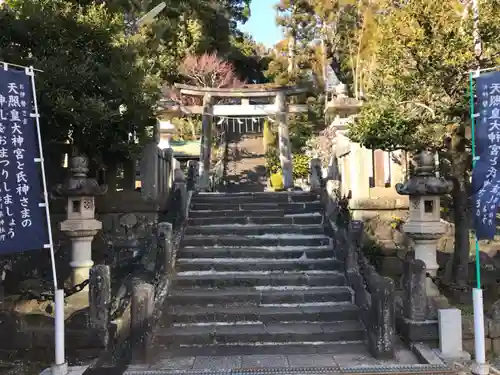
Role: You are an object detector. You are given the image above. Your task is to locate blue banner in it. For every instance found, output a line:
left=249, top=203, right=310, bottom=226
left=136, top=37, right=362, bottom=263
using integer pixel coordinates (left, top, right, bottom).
left=472, top=71, right=500, bottom=239
left=0, top=67, right=48, bottom=253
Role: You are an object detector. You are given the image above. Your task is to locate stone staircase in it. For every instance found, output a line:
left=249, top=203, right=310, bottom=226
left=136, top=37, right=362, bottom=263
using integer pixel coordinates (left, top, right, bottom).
left=156, top=191, right=368, bottom=356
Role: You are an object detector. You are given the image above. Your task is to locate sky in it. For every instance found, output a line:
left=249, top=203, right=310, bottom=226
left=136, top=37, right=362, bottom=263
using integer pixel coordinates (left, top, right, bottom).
left=239, top=0, right=284, bottom=48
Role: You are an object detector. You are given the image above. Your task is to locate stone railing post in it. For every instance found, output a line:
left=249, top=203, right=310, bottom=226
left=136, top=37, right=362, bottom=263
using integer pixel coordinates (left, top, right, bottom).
left=344, top=220, right=363, bottom=272
left=403, top=255, right=428, bottom=321
left=369, top=276, right=395, bottom=359
left=131, top=282, right=154, bottom=362
left=158, top=222, right=173, bottom=275
left=177, top=182, right=188, bottom=221
left=140, top=141, right=160, bottom=200
left=309, top=158, right=322, bottom=192
left=88, top=265, right=111, bottom=343
left=187, top=160, right=199, bottom=192
left=349, top=220, right=363, bottom=248
left=173, top=162, right=187, bottom=221
left=345, top=222, right=369, bottom=311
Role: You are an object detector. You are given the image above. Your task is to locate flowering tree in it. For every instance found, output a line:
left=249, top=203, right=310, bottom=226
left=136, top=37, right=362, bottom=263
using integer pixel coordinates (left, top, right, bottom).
left=164, top=53, right=245, bottom=106
left=179, top=52, right=244, bottom=88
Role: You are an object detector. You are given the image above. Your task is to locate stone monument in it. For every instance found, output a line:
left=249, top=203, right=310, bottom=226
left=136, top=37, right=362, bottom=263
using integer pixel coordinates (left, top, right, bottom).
left=55, top=156, right=107, bottom=291
left=396, top=150, right=453, bottom=296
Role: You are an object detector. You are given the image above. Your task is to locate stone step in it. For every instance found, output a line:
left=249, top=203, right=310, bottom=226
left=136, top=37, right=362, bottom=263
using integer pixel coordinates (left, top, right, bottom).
left=176, top=257, right=342, bottom=272
left=189, top=209, right=319, bottom=219
left=187, top=214, right=323, bottom=226
left=179, top=246, right=333, bottom=260
left=181, top=234, right=331, bottom=248
left=192, top=192, right=320, bottom=204
left=157, top=321, right=366, bottom=346
left=185, top=224, right=325, bottom=236
left=168, top=303, right=360, bottom=325
left=190, top=201, right=322, bottom=212
left=173, top=270, right=345, bottom=288
left=161, top=341, right=367, bottom=357
left=168, top=286, right=353, bottom=305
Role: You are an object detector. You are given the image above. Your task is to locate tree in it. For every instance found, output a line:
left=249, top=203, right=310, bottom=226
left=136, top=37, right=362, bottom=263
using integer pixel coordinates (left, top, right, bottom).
left=276, top=0, right=316, bottom=76
left=179, top=53, right=244, bottom=88
left=228, top=32, right=271, bottom=84
left=0, top=0, right=162, bottom=177
left=348, top=0, right=500, bottom=285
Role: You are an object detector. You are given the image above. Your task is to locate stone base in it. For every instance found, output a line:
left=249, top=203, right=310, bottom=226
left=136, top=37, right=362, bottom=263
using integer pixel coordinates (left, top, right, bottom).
left=396, top=315, right=439, bottom=344
left=471, top=363, right=490, bottom=375
left=435, top=349, right=471, bottom=363
left=411, top=343, right=445, bottom=365
left=41, top=365, right=88, bottom=375
left=51, top=362, right=68, bottom=375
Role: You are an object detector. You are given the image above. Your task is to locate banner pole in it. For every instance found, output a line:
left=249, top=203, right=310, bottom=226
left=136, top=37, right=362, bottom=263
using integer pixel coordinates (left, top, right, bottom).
left=26, top=67, right=58, bottom=292
left=469, top=71, right=488, bottom=375
left=26, top=66, right=67, bottom=375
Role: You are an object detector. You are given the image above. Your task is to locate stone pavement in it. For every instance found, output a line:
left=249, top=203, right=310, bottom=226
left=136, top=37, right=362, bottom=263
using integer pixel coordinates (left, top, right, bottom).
left=40, top=341, right=458, bottom=375
left=141, top=344, right=421, bottom=371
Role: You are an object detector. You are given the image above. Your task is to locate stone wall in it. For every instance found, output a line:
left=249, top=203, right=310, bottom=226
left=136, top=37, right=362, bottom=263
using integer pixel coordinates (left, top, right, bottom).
left=462, top=314, right=500, bottom=357
left=1, top=190, right=168, bottom=287
left=350, top=198, right=457, bottom=282
left=350, top=198, right=409, bottom=279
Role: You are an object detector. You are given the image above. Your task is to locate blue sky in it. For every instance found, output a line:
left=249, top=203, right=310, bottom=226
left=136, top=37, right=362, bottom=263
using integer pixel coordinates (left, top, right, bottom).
left=239, top=0, right=283, bottom=47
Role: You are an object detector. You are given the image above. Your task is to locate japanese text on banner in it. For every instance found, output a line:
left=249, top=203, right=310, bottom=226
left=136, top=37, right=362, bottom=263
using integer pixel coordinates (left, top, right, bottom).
left=0, top=67, right=48, bottom=253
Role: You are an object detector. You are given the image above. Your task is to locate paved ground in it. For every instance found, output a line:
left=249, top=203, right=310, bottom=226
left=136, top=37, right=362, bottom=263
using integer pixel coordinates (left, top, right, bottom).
left=224, top=136, right=267, bottom=193
left=141, top=343, right=421, bottom=371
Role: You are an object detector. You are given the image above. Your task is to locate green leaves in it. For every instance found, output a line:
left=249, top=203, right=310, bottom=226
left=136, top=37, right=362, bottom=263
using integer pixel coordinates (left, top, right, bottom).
left=348, top=102, right=417, bottom=151
left=346, top=0, right=500, bottom=153
left=264, top=149, right=311, bottom=180
left=0, top=0, right=161, bottom=163
left=1, top=0, right=261, bottom=167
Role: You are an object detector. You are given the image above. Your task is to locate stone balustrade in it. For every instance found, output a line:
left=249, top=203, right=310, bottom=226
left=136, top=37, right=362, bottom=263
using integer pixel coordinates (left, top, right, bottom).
left=310, top=159, right=396, bottom=359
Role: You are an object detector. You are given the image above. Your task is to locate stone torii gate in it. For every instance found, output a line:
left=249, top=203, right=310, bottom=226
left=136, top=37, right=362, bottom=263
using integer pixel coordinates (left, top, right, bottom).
left=164, top=84, right=309, bottom=190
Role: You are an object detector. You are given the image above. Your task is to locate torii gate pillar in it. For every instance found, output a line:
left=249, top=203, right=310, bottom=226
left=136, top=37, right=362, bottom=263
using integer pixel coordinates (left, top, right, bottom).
left=199, top=93, right=213, bottom=190
left=275, top=92, right=293, bottom=189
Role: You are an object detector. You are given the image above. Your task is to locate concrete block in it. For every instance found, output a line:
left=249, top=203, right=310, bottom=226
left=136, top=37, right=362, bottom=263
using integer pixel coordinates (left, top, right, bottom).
left=438, top=308, right=470, bottom=361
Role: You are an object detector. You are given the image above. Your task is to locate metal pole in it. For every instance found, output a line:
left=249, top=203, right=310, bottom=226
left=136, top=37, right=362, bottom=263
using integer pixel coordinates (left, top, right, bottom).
left=470, top=0, right=488, bottom=371
left=27, top=66, right=67, bottom=374
left=469, top=69, right=489, bottom=375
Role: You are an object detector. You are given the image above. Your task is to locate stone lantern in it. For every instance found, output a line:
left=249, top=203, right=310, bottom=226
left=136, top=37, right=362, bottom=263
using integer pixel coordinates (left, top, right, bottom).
left=326, top=84, right=365, bottom=200
left=55, top=156, right=107, bottom=290
left=396, top=150, right=453, bottom=296
left=158, top=119, right=176, bottom=150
